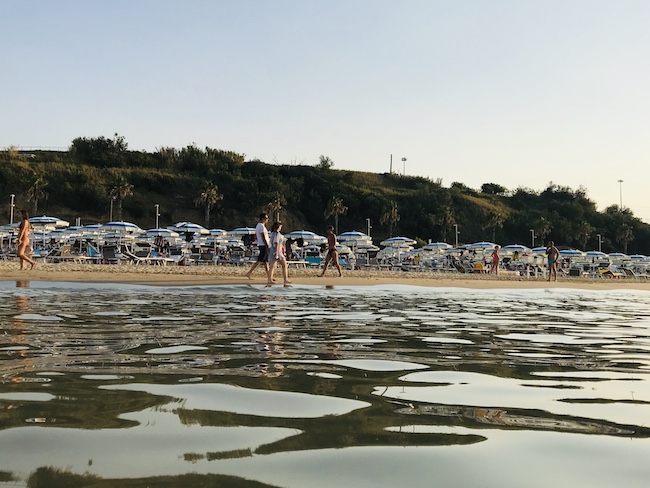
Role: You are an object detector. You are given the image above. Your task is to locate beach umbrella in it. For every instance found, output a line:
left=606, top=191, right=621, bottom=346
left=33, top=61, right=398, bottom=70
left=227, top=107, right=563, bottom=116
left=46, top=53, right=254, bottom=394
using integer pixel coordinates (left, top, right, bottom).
left=286, top=230, right=320, bottom=240
left=559, top=249, right=584, bottom=258
left=467, top=241, right=497, bottom=250
left=585, top=250, right=608, bottom=259
left=531, top=246, right=547, bottom=254
left=29, top=215, right=70, bottom=229
left=228, top=227, right=257, bottom=236
left=608, top=252, right=630, bottom=260
left=145, top=228, right=180, bottom=238
left=168, top=222, right=209, bottom=235
left=629, top=254, right=645, bottom=260
left=500, top=244, right=531, bottom=254
left=209, top=228, right=228, bottom=236
left=380, top=236, right=416, bottom=247
left=338, top=230, right=371, bottom=240
left=356, top=244, right=380, bottom=252
left=421, top=242, right=452, bottom=251
left=102, top=221, right=144, bottom=234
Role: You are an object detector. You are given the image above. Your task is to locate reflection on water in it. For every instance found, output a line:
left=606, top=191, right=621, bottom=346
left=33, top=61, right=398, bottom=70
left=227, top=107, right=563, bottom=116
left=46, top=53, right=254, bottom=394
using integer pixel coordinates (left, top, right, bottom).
left=1, top=281, right=650, bottom=487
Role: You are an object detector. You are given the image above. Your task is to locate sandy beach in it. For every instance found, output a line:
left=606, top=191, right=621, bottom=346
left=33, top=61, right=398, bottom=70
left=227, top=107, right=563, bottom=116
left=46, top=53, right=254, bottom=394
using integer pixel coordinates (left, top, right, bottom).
left=2, top=260, right=650, bottom=290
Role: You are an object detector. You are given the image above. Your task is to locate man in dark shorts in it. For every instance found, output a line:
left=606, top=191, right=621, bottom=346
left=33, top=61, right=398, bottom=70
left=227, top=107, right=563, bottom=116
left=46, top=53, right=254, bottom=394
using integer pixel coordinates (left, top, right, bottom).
left=246, top=213, right=271, bottom=281
left=546, top=240, right=560, bottom=281
left=318, top=225, right=342, bottom=277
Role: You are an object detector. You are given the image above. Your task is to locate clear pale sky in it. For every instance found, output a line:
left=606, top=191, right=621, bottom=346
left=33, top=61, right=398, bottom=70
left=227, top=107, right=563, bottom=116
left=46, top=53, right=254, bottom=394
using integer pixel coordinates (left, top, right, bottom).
left=3, top=1, right=649, bottom=222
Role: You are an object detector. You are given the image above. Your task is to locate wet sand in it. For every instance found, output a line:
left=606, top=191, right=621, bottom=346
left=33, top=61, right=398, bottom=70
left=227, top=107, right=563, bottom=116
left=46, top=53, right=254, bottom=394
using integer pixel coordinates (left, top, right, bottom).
left=2, top=260, right=650, bottom=290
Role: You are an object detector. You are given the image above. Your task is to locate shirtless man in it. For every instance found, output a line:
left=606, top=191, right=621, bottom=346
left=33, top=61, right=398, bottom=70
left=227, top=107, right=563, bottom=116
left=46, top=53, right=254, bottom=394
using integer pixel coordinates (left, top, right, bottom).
left=546, top=241, right=560, bottom=281
left=318, top=225, right=342, bottom=277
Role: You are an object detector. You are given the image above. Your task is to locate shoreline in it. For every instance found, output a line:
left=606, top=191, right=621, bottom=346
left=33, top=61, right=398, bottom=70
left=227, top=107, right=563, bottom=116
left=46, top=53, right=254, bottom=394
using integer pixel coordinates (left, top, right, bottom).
left=2, top=261, right=650, bottom=290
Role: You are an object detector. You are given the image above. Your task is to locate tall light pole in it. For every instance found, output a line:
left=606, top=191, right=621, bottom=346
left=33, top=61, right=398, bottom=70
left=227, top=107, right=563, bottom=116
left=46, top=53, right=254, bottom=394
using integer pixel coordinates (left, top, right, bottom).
left=401, top=157, right=407, bottom=175
left=155, top=204, right=160, bottom=229
left=596, top=233, right=602, bottom=253
left=366, top=217, right=371, bottom=238
left=453, top=224, right=459, bottom=247
left=618, top=179, right=623, bottom=211
left=529, top=229, right=536, bottom=248
left=9, top=194, right=15, bottom=225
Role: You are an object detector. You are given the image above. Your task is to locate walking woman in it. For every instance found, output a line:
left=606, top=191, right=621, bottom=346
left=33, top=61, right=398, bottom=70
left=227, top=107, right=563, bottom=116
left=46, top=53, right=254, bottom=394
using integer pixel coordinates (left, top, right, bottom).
left=268, top=221, right=292, bottom=287
left=17, top=210, right=36, bottom=270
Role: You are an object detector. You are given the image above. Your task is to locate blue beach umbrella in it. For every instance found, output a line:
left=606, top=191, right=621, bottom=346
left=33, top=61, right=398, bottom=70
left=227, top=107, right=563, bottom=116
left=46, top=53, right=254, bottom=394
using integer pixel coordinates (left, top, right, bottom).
left=608, top=252, right=630, bottom=260
left=559, top=249, right=585, bottom=258
left=102, top=221, right=143, bottom=234
left=168, top=222, right=209, bottom=235
left=501, top=244, right=532, bottom=254
left=585, top=250, right=608, bottom=259
left=29, top=215, right=70, bottom=229
left=380, top=236, right=416, bottom=247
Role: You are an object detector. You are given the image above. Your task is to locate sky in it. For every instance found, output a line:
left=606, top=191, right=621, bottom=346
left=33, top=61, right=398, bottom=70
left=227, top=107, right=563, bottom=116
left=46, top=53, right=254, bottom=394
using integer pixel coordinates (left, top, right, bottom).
left=2, top=1, right=650, bottom=222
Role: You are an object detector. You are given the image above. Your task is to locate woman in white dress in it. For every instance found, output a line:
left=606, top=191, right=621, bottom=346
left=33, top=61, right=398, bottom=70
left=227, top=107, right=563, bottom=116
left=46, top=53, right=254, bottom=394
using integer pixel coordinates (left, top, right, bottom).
left=268, top=221, right=291, bottom=287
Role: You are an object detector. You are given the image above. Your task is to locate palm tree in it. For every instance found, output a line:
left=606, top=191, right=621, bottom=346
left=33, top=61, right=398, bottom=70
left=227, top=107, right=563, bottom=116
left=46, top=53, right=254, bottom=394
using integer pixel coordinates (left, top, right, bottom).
left=26, top=175, right=48, bottom=215
left=109, top=177, right=134, bottom=221
left=575, top=221, right=593, bottom=250
left=194, top=183, right=223, bottom=228
left=616, top=223, right=634, bottom=253
left=534, top=216, right=552, bottom=245
left=380, top=201, right=400, bottom=237
left=484, top=210, right=505, bottom=243
left=265, top=192, right=286, bottom=223
left=324, top=197, right=348, bottom=234
left=436, top=206, right=455, bottom=242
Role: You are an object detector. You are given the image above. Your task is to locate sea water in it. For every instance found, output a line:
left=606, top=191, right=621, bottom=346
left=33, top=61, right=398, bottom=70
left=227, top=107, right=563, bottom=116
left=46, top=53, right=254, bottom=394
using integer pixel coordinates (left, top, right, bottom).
left=0, top=280, right=649, bottom=487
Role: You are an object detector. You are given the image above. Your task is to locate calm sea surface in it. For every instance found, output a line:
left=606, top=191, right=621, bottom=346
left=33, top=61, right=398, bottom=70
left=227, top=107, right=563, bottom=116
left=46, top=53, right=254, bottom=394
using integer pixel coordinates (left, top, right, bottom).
left=1, top=280, right=649, bottom=487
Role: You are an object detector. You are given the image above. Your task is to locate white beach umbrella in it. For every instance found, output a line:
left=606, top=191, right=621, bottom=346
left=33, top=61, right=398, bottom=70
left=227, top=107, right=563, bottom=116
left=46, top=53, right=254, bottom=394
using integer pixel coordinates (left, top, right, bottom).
left=585, top=250, right=608, bottom=259
left=500, top=244, right=531, bottom=254
left=608, top=252, right=630, bottom=260
left=559, top=249, right=585, bottom=258
left=168, top=222, right=209, bottom=235
left=102, top=221, right=144, bottom=234
left=380, top=236, right=416, bottom=247
left=422, top=242, right=452, bottom=251
left=532, top=246, right=547, bottom=254
left=29, top=215, right=70, bottom=229
left=228, top=227, right=257, bottom=236
left=146, top=228, right=180, bottom=238
left=629, top=254, right=648, bottom=260
left=209, top=228, right=228, bottom=236
left=468, top=241, right=497, bottom=250
left=286, top=230, right=319, bottom=240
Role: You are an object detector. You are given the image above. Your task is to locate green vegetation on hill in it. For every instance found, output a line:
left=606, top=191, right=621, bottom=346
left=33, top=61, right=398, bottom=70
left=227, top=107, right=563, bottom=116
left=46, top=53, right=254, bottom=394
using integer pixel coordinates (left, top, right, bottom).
left=1, top=135, right=647, bottom=253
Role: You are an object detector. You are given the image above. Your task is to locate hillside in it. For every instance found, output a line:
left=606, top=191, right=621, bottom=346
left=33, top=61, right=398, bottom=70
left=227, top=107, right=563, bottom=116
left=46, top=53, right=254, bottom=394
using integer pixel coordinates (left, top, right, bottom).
left=1, top=137, right=648, bottom=254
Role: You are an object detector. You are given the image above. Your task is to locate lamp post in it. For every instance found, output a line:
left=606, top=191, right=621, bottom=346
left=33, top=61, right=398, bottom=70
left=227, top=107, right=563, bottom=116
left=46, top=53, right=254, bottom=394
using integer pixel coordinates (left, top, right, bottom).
left=597, top=233, right=602, bottom=253
left=155, top=204, right=160, bottom=229
left=9, top=194, right=15, bottom=225
left=401, top=157, right=407, bottom=175
left=618, top=179, right=623, bottom=211
left=529, top=229, right=536, bottom=248
left=366, top=217, right=371, bottom=238
left=453, top=224, right=459, bottom=247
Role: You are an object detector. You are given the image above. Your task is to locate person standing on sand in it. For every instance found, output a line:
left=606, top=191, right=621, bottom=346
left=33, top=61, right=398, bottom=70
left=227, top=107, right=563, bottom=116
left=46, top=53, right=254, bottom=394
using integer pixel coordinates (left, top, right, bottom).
left=246, top=213, right=271, bottom=281
left=319, top=225, right=342, bottom=277
left=490, top=245, right=500, bottom=274
left=17, top=210, right=36, bottom=270
left=268, top=221, right=292, bottom=287
left=546, top=240, right=560, bottom=281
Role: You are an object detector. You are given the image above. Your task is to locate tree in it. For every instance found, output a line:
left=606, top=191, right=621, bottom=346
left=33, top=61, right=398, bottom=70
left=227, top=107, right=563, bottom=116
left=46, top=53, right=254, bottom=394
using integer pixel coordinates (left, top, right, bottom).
left=194, top=182, right=223, bottom=228
left=317, top=155, right=334, bottom=170
left=484, top=210, right=505, bottom=242
left=616, top=223, right=634, bottom=253
left=534, top=216, right=552, bottom=245
left=265, top=192, right=286, bottom=222
left=109, top=177, right=133, bottom=221
left=380, top=201, right=400, bottom=237
left=324, top=196, right=348, bottom=234
left=575, top=221, right=593, bottom=250
left=26, top=175, right=48, bottom=215
left=436, top=206, right=455, bottom=242
left=481, top=183, right=507, bottom=195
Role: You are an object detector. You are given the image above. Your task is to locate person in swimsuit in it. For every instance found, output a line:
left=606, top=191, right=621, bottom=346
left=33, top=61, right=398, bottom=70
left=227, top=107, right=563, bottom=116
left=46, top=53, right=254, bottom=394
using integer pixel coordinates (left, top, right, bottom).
left=490, top=245, right=500, bottom=274
left=318, top=225, right=342, bottom=277
left=546, top=240, right=560, bottom=281
left=17, top=210, right=36, bottom=270
left=246, top=213, right=271, bottom=281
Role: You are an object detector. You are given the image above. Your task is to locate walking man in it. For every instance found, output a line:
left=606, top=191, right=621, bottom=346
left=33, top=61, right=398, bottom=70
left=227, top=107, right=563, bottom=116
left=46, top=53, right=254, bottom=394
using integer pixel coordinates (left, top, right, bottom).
left=246, top=213, right=271, bottom=281
left=318, top=225, right=342, bottom=277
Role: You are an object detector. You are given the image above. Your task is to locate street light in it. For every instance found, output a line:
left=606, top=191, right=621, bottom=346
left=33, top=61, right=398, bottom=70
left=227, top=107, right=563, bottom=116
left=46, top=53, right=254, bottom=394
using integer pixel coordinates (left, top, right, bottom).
left=366, top=218, right=372, bottom=238
left=618, top=179, right=623, bottom=211
left=596, top=233, right=602, bottom=253
left=453, top=224, right=459, bottom=247
left=9, top=194, right=15, bottom=225
left=529, top=229, right=536, bottom=248
left=402, top=157, right=407, bottom=175
left=155, top=204, right=160, bottom=229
